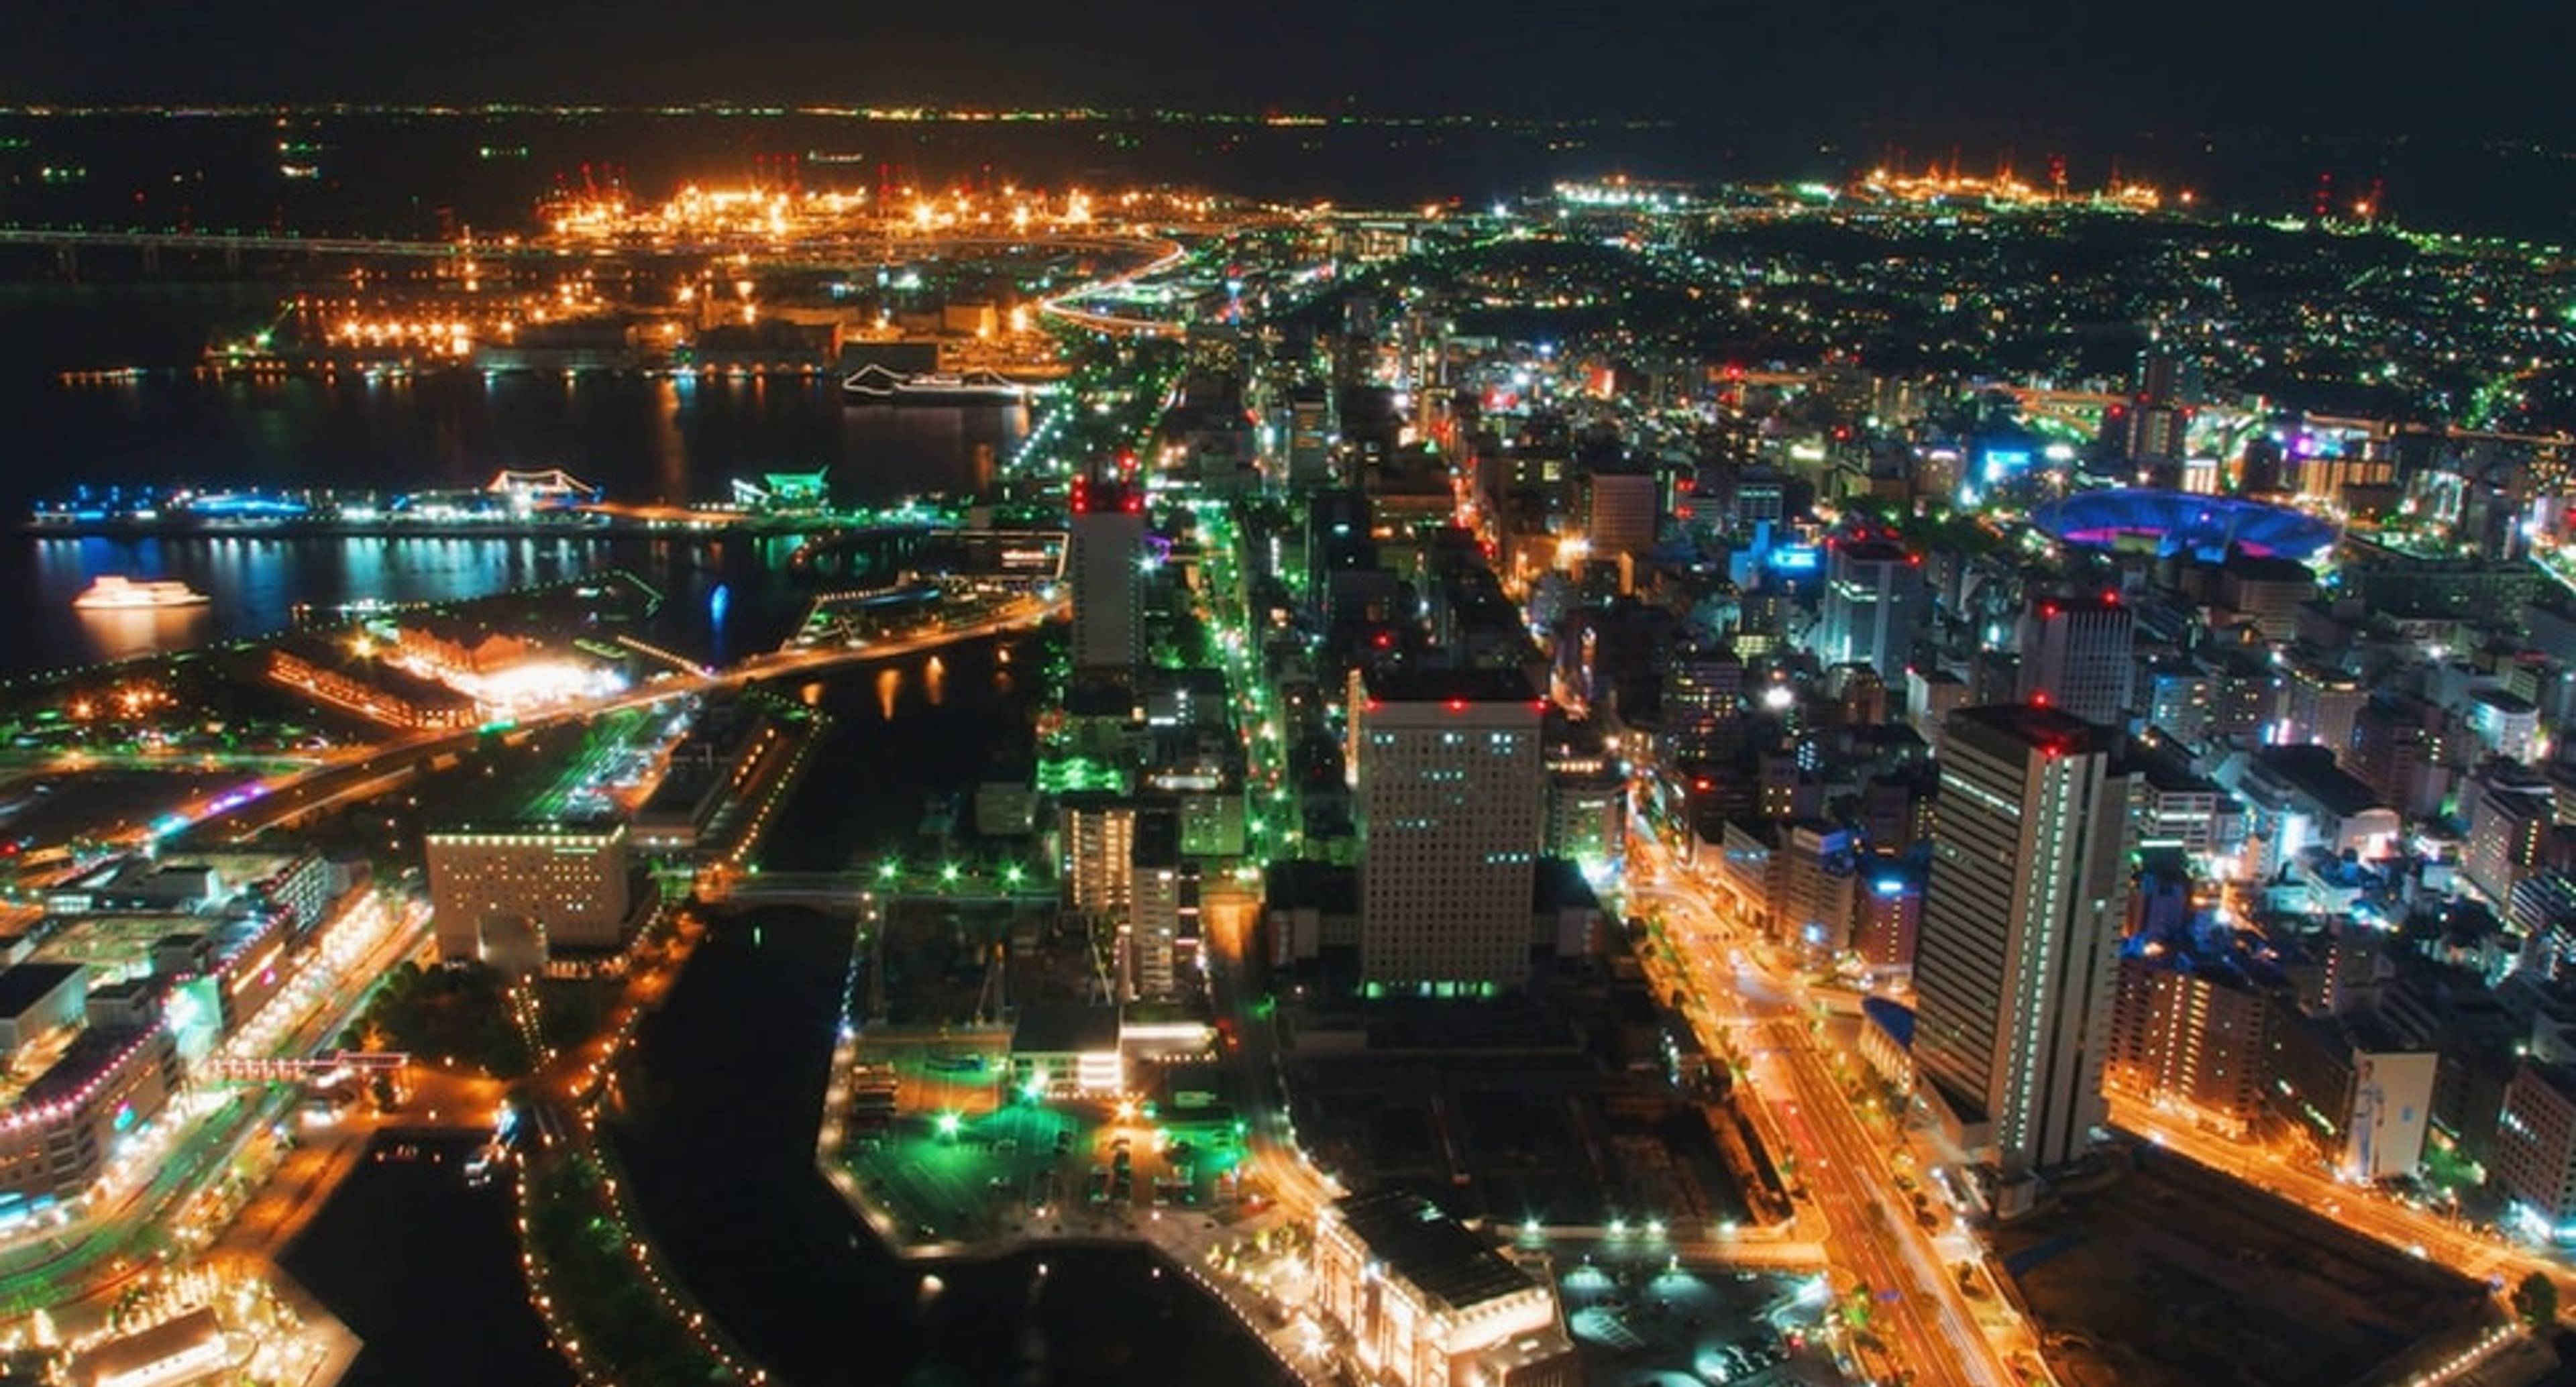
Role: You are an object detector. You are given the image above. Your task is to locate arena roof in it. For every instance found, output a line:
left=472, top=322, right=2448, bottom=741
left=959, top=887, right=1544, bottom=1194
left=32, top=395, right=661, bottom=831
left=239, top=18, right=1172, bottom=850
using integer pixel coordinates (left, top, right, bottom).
left=2031, top=489, right=2336, bottom=561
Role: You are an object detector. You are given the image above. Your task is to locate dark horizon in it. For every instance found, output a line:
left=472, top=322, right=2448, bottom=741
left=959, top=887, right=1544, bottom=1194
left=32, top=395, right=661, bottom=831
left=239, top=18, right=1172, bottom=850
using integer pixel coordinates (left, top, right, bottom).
left=8, top=0, right=2571, bottom=144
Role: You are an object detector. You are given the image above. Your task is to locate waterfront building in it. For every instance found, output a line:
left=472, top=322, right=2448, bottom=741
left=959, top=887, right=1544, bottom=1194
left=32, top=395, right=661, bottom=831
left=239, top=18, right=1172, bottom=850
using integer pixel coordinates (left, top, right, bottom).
left=1313, top=1190, right=1580, bottom=1387
left=424, top=822, right=637, bottom=963
left=1915, top=706, right=2132, bottom=1190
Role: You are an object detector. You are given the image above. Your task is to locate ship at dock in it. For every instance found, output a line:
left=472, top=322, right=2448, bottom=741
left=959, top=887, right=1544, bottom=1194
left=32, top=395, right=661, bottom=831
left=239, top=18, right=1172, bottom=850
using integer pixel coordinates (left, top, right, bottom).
left=73, top=575, right=211, bottom=610
left=840, top=364, right=1034, bottom=406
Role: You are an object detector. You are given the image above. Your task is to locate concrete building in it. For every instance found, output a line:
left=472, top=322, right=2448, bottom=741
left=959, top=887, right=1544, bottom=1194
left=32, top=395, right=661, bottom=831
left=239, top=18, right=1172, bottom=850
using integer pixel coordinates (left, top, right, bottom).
left=1355, top=671, right=1546, bottom=995
left=1313, top=1190, right=1580, bottom=1387
left=1816, top=539, right=1928, bottom=679
left=425, top=822, right=637, bottom=962
left=0, top=1025, right=179, bottom=1206
left=2015, top=594, right=2134, bottom=729
left=2469, top=688, right=2542, bottom=763
left=1915, top=705, right=2133, bottom=1188
left=2266, top=1014, right=2437, bottom=1183
left=1061, top=793, right=1138, bottom=920
left=2283, top=663, right=2365, bottom=757
left=2105, top=958, right=2271, bottom=1138
left=1069, top=476, right=1146, bottom=673
left=0, top=963, right=87, bottom=1062
left=2465, top=768, right=2557, bottom=906
left=1578, top=465, right=1659, bottom=559
left=2495, top=1060, right=2576, bottom=1234
left=1662, top=645, right=1744, bottom=764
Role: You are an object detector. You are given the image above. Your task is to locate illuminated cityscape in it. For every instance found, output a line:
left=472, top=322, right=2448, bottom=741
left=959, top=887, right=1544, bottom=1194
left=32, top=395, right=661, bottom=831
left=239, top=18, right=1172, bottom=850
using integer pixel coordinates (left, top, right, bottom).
left=4, top=6, right=2576, bottom=1385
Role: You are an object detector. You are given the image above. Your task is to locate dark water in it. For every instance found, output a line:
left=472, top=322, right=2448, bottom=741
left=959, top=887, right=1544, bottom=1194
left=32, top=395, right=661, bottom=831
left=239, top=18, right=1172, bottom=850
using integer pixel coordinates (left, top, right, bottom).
left=0, top=284, right=1024, bottom=675
left=279, top=1135, right=574, bottom=1387
left=9, top=533, right=809, bottom=675
left=3, top=337, right=1021, bottom=506
left=613, top=907, right=1287, bottom=1387
left=608, top=641, right=1288, bottom=1386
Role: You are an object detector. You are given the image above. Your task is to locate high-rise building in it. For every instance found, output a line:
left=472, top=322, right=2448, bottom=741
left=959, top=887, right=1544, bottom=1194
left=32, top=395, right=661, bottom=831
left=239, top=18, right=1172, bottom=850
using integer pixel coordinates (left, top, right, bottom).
left=2105, top=958, right=2271, bottom=1138
left=425, top=822, right=636, bottom=962
left=1061, top=793, right=1138, bottom=918
left=2465, top=767, right=2555, bottom=905
left=1916, top=706, right=2133, bottom=1186
left=1662, top=644, right=1744, bottom=764
left=2015, top=594, right=2134, bottom=729
left=2493, top=1060, right=2576, bottom=1233
left=1816, top=540, right=1927, bottom=679
left=2283, top=663, right=2365, bottom=757
left=1287, top=384, right=1336, bottom=488
left=1578, top=465, right=1660, bottom=558
left=1069, top=476, right=1145, bottom=673
left=1356, top=671, right=1546, bottom=994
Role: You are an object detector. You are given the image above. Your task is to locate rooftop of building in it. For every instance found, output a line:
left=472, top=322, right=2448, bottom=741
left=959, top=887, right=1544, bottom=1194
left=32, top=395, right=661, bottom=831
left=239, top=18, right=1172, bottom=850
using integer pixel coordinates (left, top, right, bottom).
left=1362, top=667, right=1540, bottom=706
left=2249, top=745, right=2385, bottom=820
left=77, top=1307, right=223, bottom=1387
left=426, top=819, right=626, bottom=842
left=1264, top=860, right=1358, bottom=914
left=1945, top=703, right=2121, bottom=757
left=0, top=962, right=83, bottom=1019
left=1861, top=995, right=1915, bottom=1049
left=1330, top=1188, right=1536, bottom=1312
left=1010, top=1003, right=1120, bottom=1056
left=22, top=1025, right=158, bottom=1111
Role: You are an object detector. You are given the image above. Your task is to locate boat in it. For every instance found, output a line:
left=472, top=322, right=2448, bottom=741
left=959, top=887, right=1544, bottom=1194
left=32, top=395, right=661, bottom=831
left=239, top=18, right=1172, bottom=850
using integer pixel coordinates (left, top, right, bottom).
left=72, top=575, right=211, bottom=610
left=841, top=363, right=1031, bottom=406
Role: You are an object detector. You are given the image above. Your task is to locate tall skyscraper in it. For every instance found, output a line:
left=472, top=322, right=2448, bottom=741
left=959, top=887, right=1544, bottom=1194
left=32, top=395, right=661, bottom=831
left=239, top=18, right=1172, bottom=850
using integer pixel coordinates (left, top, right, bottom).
left=1916, top=705, right=2133, bottom=1186
left=1069, top=476, right=1145, bottom=673
left=1816, top=539, right=1927, bottom=679
left=1355, top=671, right=1546, bottom=994
left=2015, top=594, right=2134, bottom=729
left=1662, top=643, right=1745, bottom=763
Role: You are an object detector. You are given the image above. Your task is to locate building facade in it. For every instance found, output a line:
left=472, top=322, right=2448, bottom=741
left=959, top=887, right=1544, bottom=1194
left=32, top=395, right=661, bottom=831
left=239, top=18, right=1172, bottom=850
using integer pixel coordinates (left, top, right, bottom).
left=1356, top=673, right=1546, bottom=994
left=425, top=822, right=636, bottom=962
left=1915, top=705, right=2133, bottom=1185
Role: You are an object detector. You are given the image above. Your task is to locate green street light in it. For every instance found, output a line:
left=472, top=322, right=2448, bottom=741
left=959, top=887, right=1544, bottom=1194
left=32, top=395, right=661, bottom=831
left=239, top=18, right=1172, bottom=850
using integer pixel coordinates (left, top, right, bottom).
left=936, top=1111, right=963, bottom=1138
left=877, top=861, right=901, bottom=882
left=941, top=863, right=961, bottom=884
left=1003, top=864, right=1025, bottom=887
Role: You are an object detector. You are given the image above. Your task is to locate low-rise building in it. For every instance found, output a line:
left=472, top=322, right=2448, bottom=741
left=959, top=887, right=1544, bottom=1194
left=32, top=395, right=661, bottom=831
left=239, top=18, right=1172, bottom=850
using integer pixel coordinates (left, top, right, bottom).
left=425, top=822, right=639, bottom=964
left=1313, top=1190, right=1580, bottom=1387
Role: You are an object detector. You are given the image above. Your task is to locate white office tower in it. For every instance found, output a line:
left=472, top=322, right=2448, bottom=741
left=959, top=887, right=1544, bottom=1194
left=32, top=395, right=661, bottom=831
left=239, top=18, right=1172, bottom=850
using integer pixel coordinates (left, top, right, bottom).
left=1816, top=538, right=1927, bottom=677
left=2015, top=593, right=2135, bottom=730
left=1915, top=705, right=2133, bottom=1197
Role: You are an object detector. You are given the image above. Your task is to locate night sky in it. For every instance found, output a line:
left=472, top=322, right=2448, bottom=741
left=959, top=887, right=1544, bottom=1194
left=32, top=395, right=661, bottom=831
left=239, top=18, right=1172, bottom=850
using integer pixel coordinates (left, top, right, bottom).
left=7, top=0, right=2569, bottom=142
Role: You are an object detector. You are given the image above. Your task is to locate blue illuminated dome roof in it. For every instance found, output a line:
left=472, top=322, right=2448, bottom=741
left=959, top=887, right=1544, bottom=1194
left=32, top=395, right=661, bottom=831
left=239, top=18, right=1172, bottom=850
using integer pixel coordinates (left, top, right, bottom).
left=2031, top=489, right=2336, bottom=561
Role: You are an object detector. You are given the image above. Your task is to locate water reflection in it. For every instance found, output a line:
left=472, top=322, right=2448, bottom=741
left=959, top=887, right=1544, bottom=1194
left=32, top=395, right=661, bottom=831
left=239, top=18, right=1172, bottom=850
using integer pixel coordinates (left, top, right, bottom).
left=74, top=606, right=213, bottom=663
